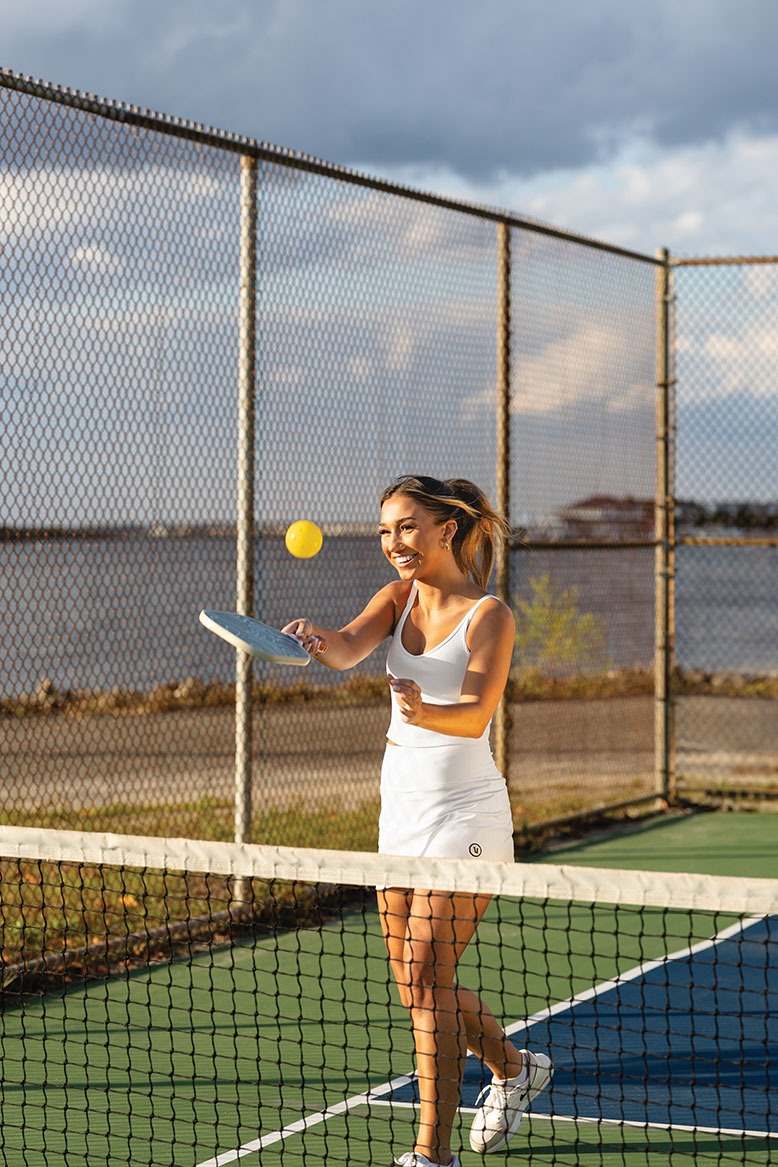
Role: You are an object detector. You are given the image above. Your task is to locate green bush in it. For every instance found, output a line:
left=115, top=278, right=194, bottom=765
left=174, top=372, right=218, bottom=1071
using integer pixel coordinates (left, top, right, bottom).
left=513, top=572, right=606, bottom=677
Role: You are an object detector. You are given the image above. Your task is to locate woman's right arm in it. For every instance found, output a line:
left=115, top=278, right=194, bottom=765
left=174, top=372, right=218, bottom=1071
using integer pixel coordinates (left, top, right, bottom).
left=282, top=582, right=405, bottom=671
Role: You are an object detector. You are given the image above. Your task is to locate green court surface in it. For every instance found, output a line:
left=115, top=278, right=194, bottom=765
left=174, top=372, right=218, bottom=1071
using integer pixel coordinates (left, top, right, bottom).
left=538, top=809, right=778, bottom=880
left=0, top=813, right=775, bottom=1165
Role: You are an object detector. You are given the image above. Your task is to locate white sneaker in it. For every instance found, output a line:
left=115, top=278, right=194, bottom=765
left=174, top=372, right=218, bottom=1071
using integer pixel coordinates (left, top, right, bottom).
left=469, top=1050, right=553, bottom=1153
left=393, top=1154, right=461, bottom=1167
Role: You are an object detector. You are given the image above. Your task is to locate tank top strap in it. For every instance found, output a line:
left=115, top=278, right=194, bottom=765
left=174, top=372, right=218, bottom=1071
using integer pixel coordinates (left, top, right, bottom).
left=394, top=586, right=496, bottom=652
left=464, top=593, right=496, bottom=623
left=394, top=583, right=418, bottom=636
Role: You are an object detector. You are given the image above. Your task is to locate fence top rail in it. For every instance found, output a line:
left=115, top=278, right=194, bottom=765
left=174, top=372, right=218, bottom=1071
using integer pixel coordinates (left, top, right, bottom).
left=678, top=534, right=778, bottom=548
left=671, top=255, right=778, bottom=267
left=0, top=66, right=661, bottom=266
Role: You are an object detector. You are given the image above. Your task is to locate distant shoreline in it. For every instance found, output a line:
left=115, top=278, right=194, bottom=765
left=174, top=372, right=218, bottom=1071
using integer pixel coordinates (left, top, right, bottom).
left=3, top=522, right=774, bottom=543
left=2, top=666, right=776, bottom=719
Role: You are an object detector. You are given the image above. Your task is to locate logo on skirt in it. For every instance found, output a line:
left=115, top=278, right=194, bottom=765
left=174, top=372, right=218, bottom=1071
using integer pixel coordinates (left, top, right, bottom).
left=469, top=843, right=482, bottom=857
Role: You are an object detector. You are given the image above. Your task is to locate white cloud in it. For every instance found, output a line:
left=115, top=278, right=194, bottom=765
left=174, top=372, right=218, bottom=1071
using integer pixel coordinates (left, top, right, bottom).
left=461, top=317, right=653, bottom=421
left=745, top=265, right=778, bottom=299
left=371, top=130, right=778, bottom=259
left=347, top=355, right=372, bottom=381
left=273, top=364, right=305, bottom=387
left=383, top=325, right=415, bottom=372
left=0, top=164, right=233, bottom=245
left=697, top=324, right=778, bottom=398
left=71, top=245, right=125, bottom=273
left=515, top=321, right=652, bottom=415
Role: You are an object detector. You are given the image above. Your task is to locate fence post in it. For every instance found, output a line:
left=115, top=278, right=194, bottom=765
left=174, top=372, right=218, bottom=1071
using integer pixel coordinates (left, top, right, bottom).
left=495, top=221, right=512, bottom=780
left=235, top=154, right=259, bottom=858
left=655, top=247, right=676, bottom=804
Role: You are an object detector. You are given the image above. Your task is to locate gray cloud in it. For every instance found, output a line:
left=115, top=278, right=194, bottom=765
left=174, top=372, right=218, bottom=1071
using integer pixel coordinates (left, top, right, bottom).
left=5, top=0, right=778, bottom=180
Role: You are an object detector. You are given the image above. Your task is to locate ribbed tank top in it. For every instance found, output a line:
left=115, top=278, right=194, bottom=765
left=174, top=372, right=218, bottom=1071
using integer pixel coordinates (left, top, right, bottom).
left=386, top=583, right=496, bottom=747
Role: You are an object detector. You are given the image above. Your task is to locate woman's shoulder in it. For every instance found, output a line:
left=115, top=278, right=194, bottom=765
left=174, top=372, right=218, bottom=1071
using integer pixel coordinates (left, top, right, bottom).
left=468, top=594, right=515, bottom=639
left=376, top=579, right=414, bottom=603
left=372, top=579, right=414, bottom=623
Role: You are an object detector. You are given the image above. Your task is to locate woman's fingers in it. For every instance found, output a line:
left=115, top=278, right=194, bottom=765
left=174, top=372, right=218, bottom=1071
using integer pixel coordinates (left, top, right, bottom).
left=388, top=676, right=423, bottom=721
left=282, top=619, right=327, bottom=656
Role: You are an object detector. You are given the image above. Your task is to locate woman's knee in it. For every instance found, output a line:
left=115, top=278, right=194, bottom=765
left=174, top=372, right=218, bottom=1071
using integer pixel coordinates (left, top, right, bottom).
left=404, top=953, right=456, bottom=1008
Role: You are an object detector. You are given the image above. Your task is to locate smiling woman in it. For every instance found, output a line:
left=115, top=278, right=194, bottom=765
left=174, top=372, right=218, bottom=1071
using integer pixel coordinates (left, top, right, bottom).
left=282, top=475, right=552, bottom=1167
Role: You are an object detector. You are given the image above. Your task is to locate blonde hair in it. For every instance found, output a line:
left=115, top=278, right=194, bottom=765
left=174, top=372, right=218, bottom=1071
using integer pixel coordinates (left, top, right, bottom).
left=380, top=475, right=511, bottom=589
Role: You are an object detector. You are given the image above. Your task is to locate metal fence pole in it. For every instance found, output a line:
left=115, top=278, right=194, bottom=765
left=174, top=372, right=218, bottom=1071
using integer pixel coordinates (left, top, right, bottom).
left=235, top=155, right=259, bottom=854
left=494, top=222, right=512, bottom=779
left=654, top=247, right=676, bottom=804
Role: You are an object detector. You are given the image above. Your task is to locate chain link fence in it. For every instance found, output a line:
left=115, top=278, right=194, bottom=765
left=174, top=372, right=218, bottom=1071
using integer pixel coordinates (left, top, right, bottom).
left=7, top=70, right=772, bottom=849
left=672, top=258, right=778, bottom=806
left=506, top=234, right=658, bottom=831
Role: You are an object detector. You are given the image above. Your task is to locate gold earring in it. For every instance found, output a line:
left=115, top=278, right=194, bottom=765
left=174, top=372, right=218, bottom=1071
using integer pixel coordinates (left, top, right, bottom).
left=444, top=541, right=450, bottom=552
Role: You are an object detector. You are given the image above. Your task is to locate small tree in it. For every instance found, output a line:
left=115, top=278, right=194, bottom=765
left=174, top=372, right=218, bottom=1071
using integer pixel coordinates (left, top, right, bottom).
left=513, top=572, right=605, bottom=677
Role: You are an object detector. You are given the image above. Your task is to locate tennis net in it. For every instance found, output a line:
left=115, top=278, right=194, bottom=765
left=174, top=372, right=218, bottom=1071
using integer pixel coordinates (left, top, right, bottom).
left=0, top=824, right=775, bottom=1166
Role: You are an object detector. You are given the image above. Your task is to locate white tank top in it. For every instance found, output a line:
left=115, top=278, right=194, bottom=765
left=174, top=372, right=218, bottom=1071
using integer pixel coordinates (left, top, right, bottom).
left=386, top=584, right=496, bottom=747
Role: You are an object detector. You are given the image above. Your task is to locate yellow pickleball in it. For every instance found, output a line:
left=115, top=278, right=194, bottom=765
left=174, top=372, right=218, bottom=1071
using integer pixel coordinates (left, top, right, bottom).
left=285, top=520, right=323, bottom=559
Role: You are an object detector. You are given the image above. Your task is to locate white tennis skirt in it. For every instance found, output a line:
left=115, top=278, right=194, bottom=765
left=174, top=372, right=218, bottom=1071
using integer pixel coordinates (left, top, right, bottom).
left=377, top=739, right=514, bottom=864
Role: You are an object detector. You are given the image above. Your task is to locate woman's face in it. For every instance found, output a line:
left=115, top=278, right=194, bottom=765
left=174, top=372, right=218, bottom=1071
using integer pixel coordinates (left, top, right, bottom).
left=379, top=494, right=451, bottom=579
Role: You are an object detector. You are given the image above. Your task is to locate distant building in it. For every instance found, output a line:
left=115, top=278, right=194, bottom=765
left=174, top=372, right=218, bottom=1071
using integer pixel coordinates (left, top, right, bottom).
left=554, top=495, right=654, bottom=541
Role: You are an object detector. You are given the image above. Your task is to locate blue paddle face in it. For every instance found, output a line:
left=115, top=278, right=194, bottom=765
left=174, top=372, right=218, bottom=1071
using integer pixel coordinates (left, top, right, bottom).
left=199, top=610, right=311, bottom=666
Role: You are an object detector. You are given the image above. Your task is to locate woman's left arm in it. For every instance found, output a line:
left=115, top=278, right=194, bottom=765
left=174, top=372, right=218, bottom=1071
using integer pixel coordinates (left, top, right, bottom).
left=389, top=600, right=515, bottom=738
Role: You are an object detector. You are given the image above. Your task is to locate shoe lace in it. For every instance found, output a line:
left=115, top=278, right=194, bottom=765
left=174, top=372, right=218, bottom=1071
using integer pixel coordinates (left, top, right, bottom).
left=477, top=1074, right=532, bottom=1112
left=474, top=1079, right=509, bottom=1109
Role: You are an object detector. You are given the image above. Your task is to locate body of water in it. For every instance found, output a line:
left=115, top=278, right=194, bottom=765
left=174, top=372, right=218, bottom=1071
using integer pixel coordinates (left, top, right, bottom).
left=1, top=537, right=776, bottom=698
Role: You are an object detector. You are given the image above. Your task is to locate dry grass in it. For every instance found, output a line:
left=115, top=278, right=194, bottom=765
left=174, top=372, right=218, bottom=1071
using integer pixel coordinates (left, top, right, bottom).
left=5, top=665, right=777, bottom=722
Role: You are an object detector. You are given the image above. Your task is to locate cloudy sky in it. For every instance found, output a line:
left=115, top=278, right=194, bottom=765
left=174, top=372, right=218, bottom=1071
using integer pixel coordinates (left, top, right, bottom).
left=3, top=1, right=777, bottom=528
left=4, top=0, right=778, bottom=257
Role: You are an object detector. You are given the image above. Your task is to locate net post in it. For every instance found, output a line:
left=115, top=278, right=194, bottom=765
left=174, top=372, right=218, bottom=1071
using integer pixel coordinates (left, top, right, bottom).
left=655, top=247, right=676, bottom=805
left=494, top=221, right=512, bottom=780
left=234, top=154, right=259, bottom=890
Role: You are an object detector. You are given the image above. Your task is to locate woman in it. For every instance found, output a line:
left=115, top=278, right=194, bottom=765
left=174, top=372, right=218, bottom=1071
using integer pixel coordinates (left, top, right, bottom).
left=283, top=475, right=552, bottom=1167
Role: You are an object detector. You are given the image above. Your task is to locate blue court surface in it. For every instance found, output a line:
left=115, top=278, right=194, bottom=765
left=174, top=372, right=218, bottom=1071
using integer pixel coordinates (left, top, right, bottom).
left=377, top=914, right=777, bottom=1139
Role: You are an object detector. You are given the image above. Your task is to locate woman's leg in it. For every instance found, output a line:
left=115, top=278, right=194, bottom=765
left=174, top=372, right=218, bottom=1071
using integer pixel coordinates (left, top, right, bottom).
left=377, top=887, right=522, bottom=1165
left=454, top=985, right=523, bottom=1079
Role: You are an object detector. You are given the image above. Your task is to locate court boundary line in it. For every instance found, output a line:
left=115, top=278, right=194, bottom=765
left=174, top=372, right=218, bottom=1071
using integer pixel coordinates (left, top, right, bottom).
left=193, top=1075, right=415, bottom=1167
left=194, top=1095, right=373, bottom=1166
left=368, top=1099, right=778, bottom=1141
left=557, top=1113, right=778, bottom=1141
left=197, top=913, right=773, bottom=1164
left=504, top=913, right=761, bottom=1040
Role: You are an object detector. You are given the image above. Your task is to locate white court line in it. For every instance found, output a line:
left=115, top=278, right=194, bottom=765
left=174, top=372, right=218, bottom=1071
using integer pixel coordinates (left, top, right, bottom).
left=194, top=1095, right=373, bottom=1166
left=367, top=1099, right=777, bottom=1141
left=196, top=913, right=773, bottom=1165
left=194, top=1073, right=415, bottom=1167
left=504, top=913, right=762, bottom=1040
